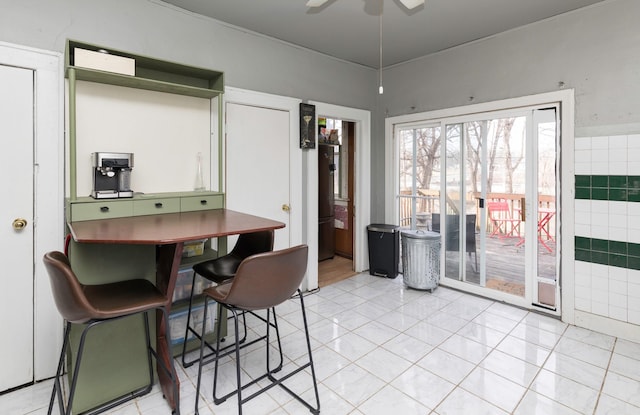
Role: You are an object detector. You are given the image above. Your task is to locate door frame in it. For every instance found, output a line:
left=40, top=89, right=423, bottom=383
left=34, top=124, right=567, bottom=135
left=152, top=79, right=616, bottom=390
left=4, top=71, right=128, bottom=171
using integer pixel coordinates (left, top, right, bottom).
left=310, top=101, right=372, bottom=280
left=0, top=41, right=64, bottom=381
left=223, top=87, right=305, bottom=278
left=385, top=90, right=574, bottom=318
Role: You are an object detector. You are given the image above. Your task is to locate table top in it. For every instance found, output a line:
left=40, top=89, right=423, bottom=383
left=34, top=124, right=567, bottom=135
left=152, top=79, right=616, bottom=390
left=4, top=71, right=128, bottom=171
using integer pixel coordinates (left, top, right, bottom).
left=68, top=209, right=285, bottom=244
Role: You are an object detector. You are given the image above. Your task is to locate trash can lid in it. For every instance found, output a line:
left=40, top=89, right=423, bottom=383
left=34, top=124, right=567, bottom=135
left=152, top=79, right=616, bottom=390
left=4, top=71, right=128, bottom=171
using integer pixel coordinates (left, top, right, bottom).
left=367, top=224, right=398, bottom=233
left=400, top=230, right=440, bottom=240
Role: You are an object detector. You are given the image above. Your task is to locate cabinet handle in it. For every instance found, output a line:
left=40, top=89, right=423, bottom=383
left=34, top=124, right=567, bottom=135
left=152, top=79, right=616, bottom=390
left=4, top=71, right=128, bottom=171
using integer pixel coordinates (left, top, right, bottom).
left=100, top=206, right=109, bottom=212
left=200, top=200, right=207, bottom=205
left=155, top=202, right=163, bottom=208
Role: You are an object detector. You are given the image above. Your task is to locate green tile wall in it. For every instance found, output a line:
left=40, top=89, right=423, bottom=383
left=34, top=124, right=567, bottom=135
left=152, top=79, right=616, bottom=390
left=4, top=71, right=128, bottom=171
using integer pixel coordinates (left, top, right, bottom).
left=575, top=236, right=640, bottom=270
left=575, top=175, right=640, bottom=202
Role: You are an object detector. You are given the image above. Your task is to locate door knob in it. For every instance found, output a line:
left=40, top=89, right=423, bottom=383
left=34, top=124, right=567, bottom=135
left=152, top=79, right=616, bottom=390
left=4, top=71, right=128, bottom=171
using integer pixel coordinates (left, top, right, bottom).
left=12, top=218, right=27, bottom=230
left=282, top=204, right=291, bottom=212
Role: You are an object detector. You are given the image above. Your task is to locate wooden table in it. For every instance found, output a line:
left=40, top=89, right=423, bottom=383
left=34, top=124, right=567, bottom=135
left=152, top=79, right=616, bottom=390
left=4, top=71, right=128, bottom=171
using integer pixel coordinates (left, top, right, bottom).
left=67, top=209, right=285, bottom=413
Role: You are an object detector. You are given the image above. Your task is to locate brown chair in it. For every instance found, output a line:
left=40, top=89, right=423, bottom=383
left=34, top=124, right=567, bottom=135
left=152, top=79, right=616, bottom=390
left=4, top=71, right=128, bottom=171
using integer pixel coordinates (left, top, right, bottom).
left=181, top=230, right=274, bottom=367
left=43, top=251, right=180, bottom=415
left=194, top=245, right=320, bottom=415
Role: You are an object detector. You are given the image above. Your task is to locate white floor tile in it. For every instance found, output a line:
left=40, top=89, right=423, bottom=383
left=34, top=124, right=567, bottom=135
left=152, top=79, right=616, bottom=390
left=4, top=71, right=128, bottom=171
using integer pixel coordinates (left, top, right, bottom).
left=322, top=363, right=386, bottom=407
left=4, top=272, right=640, bottom=415
left=601, top=371, right=640, bottom=407
left=417, top=348, right=475, bottom=384
left=480, top=349, right=540, bottom=387
left=496, top=335, right=552, bottom=366
left=595, top=392, right=640, bottom=414
left=435, top=387, right=508, bottom=415
left=438, top=334, right=492, bottom=364
left=531, top=369, right=600, bottom=414
left=457, top=321, right=508, bottom=348
left=543, top=351, right=607, bottom=390
left=554, top=336, right=613, bottom=368
left=461, top=367, right=526, bottom=412
left=357, top=384, right=428, bottom=415
left=514, top=390, right=582, bottom=415
left=390, top=365, right=455, bottom=410
left=354, top=347, right=412, bottom=383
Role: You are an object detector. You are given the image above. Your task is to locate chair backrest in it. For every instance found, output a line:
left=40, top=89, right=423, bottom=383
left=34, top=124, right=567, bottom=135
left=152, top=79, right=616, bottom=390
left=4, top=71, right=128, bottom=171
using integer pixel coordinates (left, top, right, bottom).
left=230, top=230, right=275, bottom=259
left=487, top=201, right=511, bottom=218
left=432, top=213, right=476, bottom=253
left=43, top=251, right=94, bottom=324
left=222, top=245, right=308, bottom=310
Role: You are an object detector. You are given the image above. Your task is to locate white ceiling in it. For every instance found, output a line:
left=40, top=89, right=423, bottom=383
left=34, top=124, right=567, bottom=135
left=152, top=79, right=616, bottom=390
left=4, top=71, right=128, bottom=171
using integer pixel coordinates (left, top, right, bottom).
left=161, top=0, right=605, bottom=69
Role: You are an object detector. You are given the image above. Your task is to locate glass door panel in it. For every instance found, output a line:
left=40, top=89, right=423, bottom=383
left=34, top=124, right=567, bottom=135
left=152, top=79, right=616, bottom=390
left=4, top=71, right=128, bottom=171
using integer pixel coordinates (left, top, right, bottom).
left=534, top=108, right=558, bottom=308
left=483, top=116, right=527, bottom=297
left=443, top=124, right=463, bottom=281
left=397, top=125, right=441, bottom=231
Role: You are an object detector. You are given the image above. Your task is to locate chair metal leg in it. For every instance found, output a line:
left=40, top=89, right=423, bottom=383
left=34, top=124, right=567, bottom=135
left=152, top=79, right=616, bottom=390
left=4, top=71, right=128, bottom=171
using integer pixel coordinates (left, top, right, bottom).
left=48, top=321, right=71, bottom=415
left=265, top=290, right=320, bottom=414
left=180, top=271, right=199, bottom=367
left=182, top=276, right=249, bottom=369
left=49, top=311, right=178, bottom=415
left=231, top=309, right=243, bottom=415
left=194, top=297, right=215, bottom=415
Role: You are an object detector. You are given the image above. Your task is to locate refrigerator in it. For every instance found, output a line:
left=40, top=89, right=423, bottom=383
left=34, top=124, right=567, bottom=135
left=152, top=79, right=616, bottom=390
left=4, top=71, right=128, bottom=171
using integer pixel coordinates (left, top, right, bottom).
left=318, top=144, right=336, bottom=261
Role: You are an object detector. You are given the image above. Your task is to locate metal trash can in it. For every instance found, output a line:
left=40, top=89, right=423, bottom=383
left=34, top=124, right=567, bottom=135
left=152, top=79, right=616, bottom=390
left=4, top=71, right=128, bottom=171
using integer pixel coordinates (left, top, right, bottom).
left=367, top=224, right=399, bottom=278
left=401, top=230, right=440, bottom=291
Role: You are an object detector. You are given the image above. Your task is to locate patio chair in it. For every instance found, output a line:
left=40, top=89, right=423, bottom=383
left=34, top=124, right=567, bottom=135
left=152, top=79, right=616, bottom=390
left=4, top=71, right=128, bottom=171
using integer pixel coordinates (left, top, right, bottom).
left=487, top=201, right=521, bottom=238
left=432, top=213, right=477, bottom=272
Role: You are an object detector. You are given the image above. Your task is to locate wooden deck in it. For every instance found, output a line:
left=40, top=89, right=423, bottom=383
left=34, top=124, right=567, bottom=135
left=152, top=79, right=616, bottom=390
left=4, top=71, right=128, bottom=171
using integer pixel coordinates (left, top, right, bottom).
left=441, top=234, right=557, bottom=297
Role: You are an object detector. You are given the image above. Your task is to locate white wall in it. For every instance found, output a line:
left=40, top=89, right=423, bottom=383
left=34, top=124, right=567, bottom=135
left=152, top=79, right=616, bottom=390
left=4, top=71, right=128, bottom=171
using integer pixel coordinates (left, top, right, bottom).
left=379, top=0, right=640, bottom=340
left=0, top=0, right=376, bottom=111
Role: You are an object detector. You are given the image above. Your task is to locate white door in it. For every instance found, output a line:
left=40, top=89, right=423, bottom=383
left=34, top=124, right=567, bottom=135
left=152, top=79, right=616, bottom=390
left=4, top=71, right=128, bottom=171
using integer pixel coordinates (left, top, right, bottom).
left=225, top=102, right=291, bottom=249
left=0, top=64, right=34, bottom=391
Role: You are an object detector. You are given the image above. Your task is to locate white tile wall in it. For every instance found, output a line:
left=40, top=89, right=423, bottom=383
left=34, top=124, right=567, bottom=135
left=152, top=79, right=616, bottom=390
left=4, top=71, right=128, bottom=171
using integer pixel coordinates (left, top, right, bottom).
left=573, top=134, right=640, bottom=325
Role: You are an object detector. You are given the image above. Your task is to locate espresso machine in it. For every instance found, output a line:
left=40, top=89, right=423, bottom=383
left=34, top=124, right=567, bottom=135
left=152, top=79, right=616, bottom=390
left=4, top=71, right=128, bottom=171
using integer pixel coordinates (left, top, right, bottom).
left=91, top=152, right=134, bottom=199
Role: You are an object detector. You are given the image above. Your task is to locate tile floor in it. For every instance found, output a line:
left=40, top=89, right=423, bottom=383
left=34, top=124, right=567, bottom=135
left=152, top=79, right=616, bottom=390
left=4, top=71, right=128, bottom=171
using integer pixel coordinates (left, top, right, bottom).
left=3, top=273, right=640, bottom=414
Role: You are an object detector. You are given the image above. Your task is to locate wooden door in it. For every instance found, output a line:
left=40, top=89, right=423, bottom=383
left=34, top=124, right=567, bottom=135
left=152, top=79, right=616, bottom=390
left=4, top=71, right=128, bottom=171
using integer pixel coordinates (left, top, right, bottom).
left=0, top=64, right=34, bottom=391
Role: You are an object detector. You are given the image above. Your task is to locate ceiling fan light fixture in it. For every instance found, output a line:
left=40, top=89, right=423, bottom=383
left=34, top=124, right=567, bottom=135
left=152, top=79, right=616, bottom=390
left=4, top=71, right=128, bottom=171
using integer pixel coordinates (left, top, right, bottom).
left=306, top=0, right=328, bottom=7
left=398, top=0, right=425, bottom=10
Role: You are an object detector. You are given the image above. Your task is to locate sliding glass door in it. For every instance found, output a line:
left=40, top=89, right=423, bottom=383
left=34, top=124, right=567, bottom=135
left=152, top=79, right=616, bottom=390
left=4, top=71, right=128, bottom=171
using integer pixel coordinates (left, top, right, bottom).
left=396, top=106, right=559, bottom=312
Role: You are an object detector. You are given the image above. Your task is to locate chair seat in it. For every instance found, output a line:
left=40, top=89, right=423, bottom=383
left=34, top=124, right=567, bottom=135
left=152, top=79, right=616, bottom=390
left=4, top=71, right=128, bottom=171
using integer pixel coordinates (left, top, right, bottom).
left=193, top=254, right=242, bottom=283
left=43, top=250, right=180, bottom=415
left=83, top=279, right=168, bottom=321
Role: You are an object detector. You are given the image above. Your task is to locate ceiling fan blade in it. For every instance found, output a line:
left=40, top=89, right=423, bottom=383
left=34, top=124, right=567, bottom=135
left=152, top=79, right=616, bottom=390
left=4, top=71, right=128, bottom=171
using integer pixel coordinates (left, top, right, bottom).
left=398, top=0, right=424, bottom=10
left=306, top=0, right=329, bottom=7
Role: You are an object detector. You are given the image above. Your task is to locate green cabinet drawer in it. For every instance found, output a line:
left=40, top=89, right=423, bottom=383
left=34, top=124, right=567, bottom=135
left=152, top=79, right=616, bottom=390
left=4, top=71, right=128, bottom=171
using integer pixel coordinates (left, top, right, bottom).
left=133, top=198, right=180, bottom=216
left=70, top=200, right=134, bottom=221
left=180, top=194, right=224, bottom=211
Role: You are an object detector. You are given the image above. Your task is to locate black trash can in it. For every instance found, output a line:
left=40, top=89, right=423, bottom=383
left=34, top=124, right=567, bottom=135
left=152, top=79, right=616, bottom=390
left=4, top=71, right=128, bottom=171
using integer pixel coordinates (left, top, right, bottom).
left=367, top=224, right=399, bottom=278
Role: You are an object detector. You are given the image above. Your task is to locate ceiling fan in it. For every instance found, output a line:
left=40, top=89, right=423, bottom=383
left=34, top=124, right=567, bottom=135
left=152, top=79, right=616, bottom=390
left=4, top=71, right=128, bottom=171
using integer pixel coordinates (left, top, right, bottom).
left=306, top=0, right=424, bottom=11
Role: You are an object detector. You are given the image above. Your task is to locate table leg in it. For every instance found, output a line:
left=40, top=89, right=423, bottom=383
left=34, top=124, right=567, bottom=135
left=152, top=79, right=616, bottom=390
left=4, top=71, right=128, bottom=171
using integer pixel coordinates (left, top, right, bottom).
left=156, top=242, right=184, bottom=412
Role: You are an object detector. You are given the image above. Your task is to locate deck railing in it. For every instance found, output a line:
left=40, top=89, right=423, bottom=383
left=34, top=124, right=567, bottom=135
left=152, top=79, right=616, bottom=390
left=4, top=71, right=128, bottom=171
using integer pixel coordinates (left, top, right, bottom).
left=398, top=191, right=556, bottom=238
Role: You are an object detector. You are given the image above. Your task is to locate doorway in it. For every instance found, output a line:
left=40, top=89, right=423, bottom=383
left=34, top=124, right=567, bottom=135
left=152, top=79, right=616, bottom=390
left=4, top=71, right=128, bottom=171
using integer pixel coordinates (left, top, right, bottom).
left=440, top=107, right=559, bottom=310
left=389, top=96, right=565, bottom=315
left=318, top=119, right=357, bottom=287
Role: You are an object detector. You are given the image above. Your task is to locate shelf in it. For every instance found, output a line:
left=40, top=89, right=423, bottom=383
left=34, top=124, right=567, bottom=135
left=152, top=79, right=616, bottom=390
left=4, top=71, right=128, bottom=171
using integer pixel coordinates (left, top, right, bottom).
left=66, top=39, right=224, bottom=99
left=70, top=67, right=222, bottom=99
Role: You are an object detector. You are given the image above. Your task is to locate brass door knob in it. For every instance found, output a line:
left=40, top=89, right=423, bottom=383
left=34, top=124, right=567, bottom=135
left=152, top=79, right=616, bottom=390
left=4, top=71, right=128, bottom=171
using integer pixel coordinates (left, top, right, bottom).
left=12, top=218, right=27, bottom=230
left=282, top=204, right=291, bottom=212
